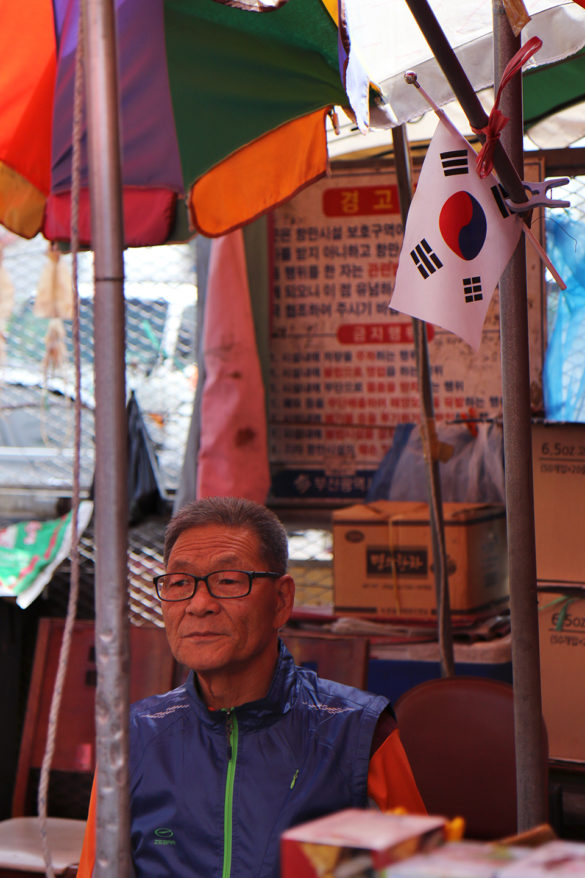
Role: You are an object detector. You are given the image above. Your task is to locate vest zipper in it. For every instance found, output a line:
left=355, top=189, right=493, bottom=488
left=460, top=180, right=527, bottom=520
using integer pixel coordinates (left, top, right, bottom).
left=222, top=709, right=238, bottom=878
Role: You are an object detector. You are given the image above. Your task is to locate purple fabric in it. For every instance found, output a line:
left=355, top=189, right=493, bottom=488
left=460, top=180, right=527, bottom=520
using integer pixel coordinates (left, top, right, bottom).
left=50, top=0, right=183, bottom=194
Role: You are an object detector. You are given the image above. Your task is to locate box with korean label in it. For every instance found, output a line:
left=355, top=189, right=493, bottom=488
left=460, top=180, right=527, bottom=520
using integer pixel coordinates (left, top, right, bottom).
left=532, top=422, right=585, bottom=587
left=333, top=501, right=508, bottom=620
left=538, top=589, right=585, bottom=762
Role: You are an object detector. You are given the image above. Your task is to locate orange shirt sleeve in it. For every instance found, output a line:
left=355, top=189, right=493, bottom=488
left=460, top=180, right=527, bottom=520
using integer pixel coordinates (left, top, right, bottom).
left=367, top=727, right=427, bottom=814
left=76, top=775, right=97, bottom=878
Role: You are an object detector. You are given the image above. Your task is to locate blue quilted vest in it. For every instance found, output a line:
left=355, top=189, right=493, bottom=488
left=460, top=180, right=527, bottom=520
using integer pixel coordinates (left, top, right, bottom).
left=129, top=640, right=389, bottom=877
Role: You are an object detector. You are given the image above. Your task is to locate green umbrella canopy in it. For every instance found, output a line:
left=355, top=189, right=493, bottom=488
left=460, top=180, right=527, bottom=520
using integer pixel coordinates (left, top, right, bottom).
left=166, top=0, right=347, bottom=187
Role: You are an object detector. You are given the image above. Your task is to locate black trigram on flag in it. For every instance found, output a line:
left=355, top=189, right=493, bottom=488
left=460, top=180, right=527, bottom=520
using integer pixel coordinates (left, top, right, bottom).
left=490, top=184, right=513, bottom=218
left=463, top=276, right=483, bottom=303
left=440, top=149, right=469, bottom=176
left=410, top=239, right=443, bottom=279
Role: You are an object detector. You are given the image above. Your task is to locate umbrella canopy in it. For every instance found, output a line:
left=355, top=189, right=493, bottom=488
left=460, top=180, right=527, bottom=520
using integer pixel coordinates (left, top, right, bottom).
left=1, top=0, right=370, bottom=245
left=345, top=0, right=585, bottom=126
left=2, top=0, right=585, bottom=248
left=329, top=0, right=585, bottom=155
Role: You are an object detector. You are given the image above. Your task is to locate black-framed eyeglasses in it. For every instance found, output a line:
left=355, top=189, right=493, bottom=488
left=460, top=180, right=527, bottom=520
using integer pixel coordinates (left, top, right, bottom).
left=153, top=570, right=281, bottom=601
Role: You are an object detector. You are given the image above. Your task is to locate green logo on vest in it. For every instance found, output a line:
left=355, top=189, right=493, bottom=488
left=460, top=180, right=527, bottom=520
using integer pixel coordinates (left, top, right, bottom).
left=154, top=827, right=176, bottom=846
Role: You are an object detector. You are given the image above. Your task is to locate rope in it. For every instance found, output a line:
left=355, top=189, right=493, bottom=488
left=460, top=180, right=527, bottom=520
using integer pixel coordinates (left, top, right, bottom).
left=37, top=2, right=86, bottom=873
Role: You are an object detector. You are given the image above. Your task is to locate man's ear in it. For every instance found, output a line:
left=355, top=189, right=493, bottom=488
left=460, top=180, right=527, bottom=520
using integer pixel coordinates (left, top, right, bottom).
left=274, top=574, right=295, bottom=629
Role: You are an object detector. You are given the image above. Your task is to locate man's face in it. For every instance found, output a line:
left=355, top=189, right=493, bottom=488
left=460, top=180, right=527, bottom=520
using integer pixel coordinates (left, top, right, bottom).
left=161, top=524, right=294, bottom=682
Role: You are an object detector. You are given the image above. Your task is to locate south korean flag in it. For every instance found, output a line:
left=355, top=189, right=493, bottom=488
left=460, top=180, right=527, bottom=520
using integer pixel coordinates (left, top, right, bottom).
left=389, top=116, right=522, bottom=350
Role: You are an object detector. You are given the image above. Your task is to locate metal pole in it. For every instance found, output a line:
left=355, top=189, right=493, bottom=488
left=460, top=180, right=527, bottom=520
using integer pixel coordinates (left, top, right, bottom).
left=82, top=0, right=130, bottom=874
left=492, top=0, right=548, bottom=830
left=392, top=125, right=454, bottom=677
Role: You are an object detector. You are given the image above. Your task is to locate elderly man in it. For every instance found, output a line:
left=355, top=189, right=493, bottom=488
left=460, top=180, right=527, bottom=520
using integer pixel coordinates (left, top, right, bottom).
left=77, top=496, right=424, bottom=877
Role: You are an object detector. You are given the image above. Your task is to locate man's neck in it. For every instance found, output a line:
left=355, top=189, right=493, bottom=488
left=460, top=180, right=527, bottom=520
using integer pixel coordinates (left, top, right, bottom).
left=195, top=648, right=279, bottom=711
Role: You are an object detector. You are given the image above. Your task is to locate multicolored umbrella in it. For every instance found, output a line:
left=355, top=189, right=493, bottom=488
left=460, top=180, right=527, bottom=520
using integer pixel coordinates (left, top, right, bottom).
left=1, top=0, right=387, bottom=245
left=3, top=0, right=585, bottom=248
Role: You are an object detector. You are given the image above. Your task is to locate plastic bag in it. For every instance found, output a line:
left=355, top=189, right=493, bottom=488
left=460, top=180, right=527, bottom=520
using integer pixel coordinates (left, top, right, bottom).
left=366, top=422, right=505, bottom=504
left=543, top=214, right=585, bottom=421
left=127, top=390, right=165, bottom=524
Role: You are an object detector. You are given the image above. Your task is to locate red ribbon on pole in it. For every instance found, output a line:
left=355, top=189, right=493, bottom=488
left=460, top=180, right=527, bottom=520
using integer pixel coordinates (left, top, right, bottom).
left=472, top=35, right=542, bottom=178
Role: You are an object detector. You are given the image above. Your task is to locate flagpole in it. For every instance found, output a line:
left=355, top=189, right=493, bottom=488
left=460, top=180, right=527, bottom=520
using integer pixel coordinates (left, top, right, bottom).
left=403, top=0, right=528, bottom=207
left=493, top=0, right=548, bottom=831
left=391, top=124, right=454, bottom=678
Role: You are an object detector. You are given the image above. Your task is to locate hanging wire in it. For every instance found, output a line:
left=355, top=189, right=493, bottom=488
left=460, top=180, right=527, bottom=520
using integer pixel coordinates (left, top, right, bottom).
left=37, top=1, right=86, bottom=873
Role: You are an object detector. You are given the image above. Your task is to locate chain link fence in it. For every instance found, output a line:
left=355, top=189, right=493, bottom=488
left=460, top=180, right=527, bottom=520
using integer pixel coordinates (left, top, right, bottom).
left=0, top=233, right=335, bottom=620
left=0, top=234, right=197, bottom=512
left=41, top=515, right=334, bottom=625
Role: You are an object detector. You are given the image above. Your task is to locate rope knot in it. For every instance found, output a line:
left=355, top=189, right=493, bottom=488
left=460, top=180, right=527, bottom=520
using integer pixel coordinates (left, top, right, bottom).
left=473, top=35, right=542, bottom=179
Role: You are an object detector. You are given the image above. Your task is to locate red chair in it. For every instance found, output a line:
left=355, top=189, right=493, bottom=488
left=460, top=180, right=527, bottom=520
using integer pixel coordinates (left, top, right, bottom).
left=394, top=676, right=549, bottom=840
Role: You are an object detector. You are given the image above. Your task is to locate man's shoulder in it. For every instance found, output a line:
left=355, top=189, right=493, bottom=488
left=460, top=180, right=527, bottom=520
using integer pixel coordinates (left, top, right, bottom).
left=295, top=666, right=388, bottom=715
left=130, top=682, right=191, bottom=727
left=129, top=683, right=192, bottom=778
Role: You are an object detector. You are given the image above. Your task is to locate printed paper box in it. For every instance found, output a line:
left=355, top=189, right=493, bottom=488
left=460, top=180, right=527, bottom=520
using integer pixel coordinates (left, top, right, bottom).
left=333, top=501, right=508, bottom=620
left=281, top=808, right=448, bottom=878
left=532, top=422, right=585, bottom=587
left=538, top=589, right=585, bottom=762
left=493, top=841, right=585, bottom=878
left=383, top=840, right=530, bottom=878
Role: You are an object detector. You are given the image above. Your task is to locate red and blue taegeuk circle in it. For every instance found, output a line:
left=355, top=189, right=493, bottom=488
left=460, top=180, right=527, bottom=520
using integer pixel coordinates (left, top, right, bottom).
left=439, top=191, right=487, bottom=260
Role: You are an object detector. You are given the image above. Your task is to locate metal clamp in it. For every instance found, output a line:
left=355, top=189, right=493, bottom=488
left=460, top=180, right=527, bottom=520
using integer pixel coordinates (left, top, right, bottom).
left=505, top=178, right=571, bottom=213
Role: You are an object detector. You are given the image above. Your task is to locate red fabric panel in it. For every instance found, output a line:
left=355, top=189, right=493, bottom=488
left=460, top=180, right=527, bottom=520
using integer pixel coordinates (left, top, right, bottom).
left=43, top=188, right=178, bottom=247
left=196, top=229, right=270, bottom=503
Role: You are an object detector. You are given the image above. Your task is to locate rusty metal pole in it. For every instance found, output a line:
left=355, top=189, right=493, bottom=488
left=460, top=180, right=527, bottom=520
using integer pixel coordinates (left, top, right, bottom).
left=493, top=0, right=548, bottom=831
left=83, top=0, right=130, bottom=874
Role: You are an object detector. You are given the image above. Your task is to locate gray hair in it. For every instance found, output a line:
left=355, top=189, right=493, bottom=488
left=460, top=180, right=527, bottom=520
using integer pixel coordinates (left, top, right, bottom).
left=163, top=496, right=288, bottom=573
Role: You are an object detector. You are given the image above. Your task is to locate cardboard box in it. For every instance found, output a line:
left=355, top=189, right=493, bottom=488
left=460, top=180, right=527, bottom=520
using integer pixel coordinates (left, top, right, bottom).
left=333, top=502, right=508, bottom=620
left=281, top=808, right=448, bottom=878
left=532, top=422, right=585, bottom=588
left=538, top=589, right=585, bottom=762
